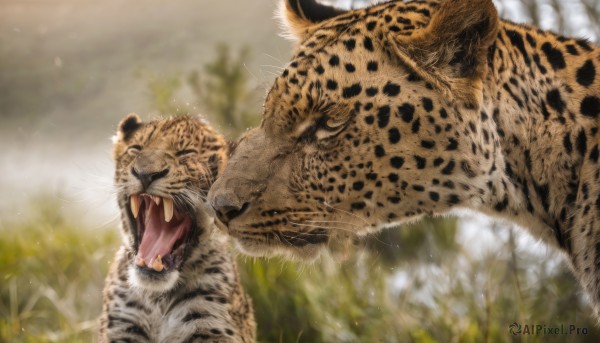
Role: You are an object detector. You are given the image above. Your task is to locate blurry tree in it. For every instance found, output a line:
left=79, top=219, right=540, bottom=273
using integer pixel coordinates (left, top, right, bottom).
left=188, top=44, right=259, bottom=135
left=494, top=0, right=599, bottom=41
left=141, top=44, right=260, bottom=138
left=146, top=74, right=186, bottom=116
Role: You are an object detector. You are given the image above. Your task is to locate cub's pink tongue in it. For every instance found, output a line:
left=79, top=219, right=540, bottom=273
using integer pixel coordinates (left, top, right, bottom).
left=137, top=200, right=188, bottom=264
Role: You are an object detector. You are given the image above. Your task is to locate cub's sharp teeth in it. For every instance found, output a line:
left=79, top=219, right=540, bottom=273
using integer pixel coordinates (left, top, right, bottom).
left=136, top=257, right=146, bottom=267
left=164, top=198, right=174, bottom=222
left=130, top=194, right=140, bottom=218
left=152, top=255, right=164, bottom=272
left=153, top=196, right=161, bottom=205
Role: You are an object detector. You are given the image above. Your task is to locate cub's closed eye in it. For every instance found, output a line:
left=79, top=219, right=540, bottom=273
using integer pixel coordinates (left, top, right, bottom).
left=176, top=149, right=198, bottom=157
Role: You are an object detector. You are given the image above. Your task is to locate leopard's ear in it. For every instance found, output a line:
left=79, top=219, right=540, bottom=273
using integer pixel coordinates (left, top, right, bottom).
left=278, top=0, right=345, bottom=42
left=114, top=113, right=143, bottom=143
left=390, top=0, right=499, bottom=104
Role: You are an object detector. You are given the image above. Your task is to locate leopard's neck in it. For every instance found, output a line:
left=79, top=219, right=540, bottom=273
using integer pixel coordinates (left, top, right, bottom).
left=480, top=21, right=600, bottom=252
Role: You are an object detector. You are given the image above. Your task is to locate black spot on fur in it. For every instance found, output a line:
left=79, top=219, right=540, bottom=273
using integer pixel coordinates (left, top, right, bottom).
left=363, top=37, right=374, bottom=51
left=581, top=96, right=600, bottom=118
left=576, top=39, right=593, bottom=51
left=541, top=42, right=566, bottom=70
left=329, top=55, right=340, bottom=67
left=377, top=105, right=391, bottom=128
left=546, top=89, right=565, bottom=114
left=576, top=60, right=595, bottom=87
left=429, top=192, right=440, bottom=202
left=441, top=160, right=455, bottom=175
left=388, top=128, right=401, bottom=144
left=343, top=39, right=356, bottom=52
left=390, top=156, right=404, bottom=169
left=448, top=194, right=460, bottom=205
left=367, top=61, right=379, bottom=72
left=532, top=53, right=548, bottom=74
left=525, top=33, right=537, bottom=47
left=411, top=118, right=421, bottom=134
left=398, top=103, right=415, bottom=123
left=375, top=145, right=386, bottom=157
left=421, top=140, right=435, bottom=149
left=533, top=182, right=550, bottom=212
left=576, top=128, right=587, bottom=156
left=563, top=133, right=573, bottom=153
left=326, top=80, right=338, bottom=90
left=351, top=202, right=366, bottom=210
left=494, top=196, right=509, bottom=211
left=421, top=97, right=433, bottom=112
left=412, top=185, right=425, bottom=192
left=414, top=156, right=426, bottom=169
left=343, top=84, right=362, bottom=98
left=366, top=87, right=378, bottom=97
left=388, top=196, right=401, bottom=204
left=445, top=138, right=459, bottom=151
left=505, top=30, right=530, bottom=65
left=382, top=82, right=401, bottom=97
left=566, top=44, right=579, bottom=55
left=353, top=181, right=364, bottom=191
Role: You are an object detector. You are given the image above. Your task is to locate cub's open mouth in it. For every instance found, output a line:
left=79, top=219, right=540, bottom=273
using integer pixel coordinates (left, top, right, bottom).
left=129, top=194, right=194, bottom=273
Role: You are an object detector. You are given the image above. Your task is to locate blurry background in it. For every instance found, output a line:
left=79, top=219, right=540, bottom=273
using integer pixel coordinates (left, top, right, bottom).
left=1, top=0, right=600, bottom=342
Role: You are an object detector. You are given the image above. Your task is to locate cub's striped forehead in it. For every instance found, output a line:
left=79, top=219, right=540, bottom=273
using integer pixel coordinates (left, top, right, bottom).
left=116, top=115, right=215, bottom=147
left=112, top=114, right=227, bottom=163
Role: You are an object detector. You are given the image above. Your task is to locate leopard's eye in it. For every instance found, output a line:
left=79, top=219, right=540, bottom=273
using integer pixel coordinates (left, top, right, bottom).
left=315, top=117, right=347, bottom=140
left=176, top=149, right=198, bottom=157
left=127, top=145, right=142, bottom=156
left=297, top=114, right=348, bottom=143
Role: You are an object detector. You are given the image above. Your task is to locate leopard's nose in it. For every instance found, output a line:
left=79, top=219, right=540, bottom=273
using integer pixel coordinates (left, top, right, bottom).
left=211, top=191, right=249, bottom=224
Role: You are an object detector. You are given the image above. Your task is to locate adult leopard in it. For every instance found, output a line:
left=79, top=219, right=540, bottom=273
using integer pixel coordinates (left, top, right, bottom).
left=100, top=114, right=255, bottom=342
left=208, top=0, right=600, bottom=316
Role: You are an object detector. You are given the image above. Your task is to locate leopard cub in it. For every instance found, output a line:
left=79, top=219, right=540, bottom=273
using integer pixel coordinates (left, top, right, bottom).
left=100, top=114, right=255, bottom=343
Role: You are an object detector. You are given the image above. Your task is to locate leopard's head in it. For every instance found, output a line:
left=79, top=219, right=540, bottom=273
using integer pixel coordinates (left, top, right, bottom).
left=208, top=0, right=500, bottom=259
left=113, top=114, right=228, bottom=292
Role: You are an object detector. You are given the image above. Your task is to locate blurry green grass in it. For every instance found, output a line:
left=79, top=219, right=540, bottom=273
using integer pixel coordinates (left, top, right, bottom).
left=0, top=197, right=119, bottom=342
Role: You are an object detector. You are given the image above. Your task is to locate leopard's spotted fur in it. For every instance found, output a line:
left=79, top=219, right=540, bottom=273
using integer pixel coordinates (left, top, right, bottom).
left=208, top=0, right=600, bottom=316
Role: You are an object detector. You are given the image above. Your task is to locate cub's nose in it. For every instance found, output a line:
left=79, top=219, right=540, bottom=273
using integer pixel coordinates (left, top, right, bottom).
left=210, top=191, right=249, bottom=224
left=132, top=167, right=169, bottom=190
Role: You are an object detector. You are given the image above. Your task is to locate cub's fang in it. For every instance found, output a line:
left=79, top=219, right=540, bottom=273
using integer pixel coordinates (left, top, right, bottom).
left=152, top=255, right=164, bottom=272
left=153, top=196, right=161, bottom=205
left=164, top=198, right=174, bottom=222
left=136, top=257, right=146, bottom=267
left=130, top=194, right=140, bottom=218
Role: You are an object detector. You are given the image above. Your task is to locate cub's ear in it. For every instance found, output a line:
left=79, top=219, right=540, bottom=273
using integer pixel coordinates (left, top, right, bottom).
left=390, top=0, right=499, bottom=104
left=114, top=113, right=142, bottom=143
left=278, top=0, right=345, bottom=41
